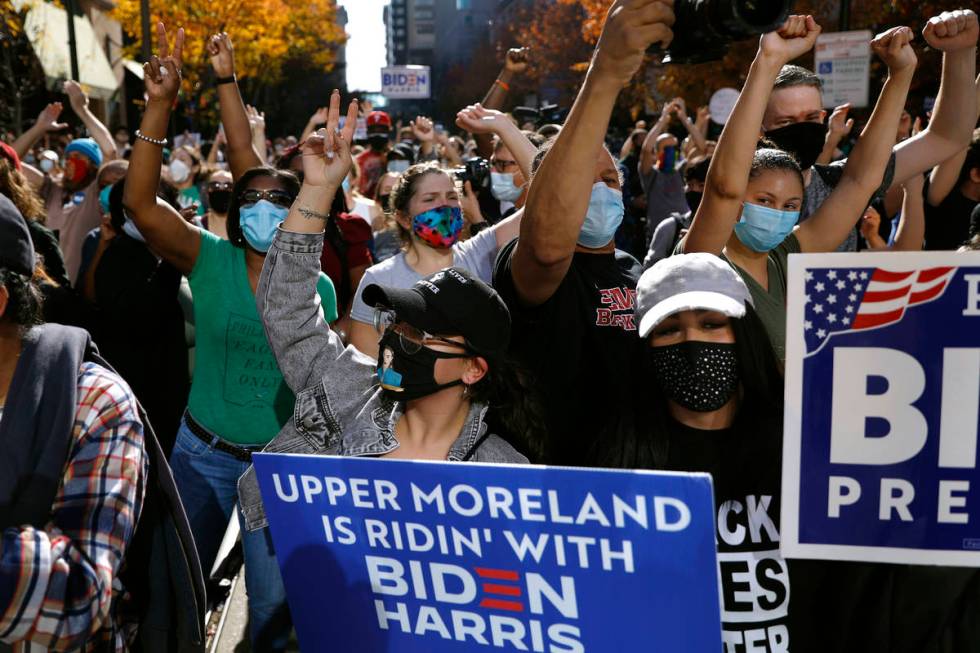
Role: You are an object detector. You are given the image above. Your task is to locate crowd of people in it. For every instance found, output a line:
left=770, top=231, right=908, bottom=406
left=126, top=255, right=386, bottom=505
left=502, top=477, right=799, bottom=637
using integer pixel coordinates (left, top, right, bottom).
left=1, top=1, right=979, bottom=651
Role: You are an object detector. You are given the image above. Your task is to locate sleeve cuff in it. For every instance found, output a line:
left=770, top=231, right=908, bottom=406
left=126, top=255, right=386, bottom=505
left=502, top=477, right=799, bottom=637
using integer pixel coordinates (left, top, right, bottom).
left=273, top=226, right=325, bottom=254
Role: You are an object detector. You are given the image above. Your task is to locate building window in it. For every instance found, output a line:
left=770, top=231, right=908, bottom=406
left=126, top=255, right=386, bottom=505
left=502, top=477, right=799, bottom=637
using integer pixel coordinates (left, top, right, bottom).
left=415, top=7, right=434, bottom=19
left=457, top=0, right=471, bottom=8
left=416, top=22, right=435, bottom=35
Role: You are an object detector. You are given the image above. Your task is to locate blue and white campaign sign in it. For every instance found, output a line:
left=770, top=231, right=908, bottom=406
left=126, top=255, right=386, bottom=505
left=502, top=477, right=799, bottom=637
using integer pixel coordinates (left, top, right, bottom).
left=782, top=252, right=980, bottom=566
left=253, top=454, right=722, bottom=652
left=382, top=65, right=431, bottom=99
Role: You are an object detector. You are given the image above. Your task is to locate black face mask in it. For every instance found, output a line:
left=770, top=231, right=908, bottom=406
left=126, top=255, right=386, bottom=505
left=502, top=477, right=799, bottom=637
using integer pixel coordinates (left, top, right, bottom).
left=376, top=330, right=468, bottom=402
left=650, top=341, right=739, bottom=413
left=764, top=121, right=827, bottom=171
left=378, top=193, right=391, bottom=212
left=368, top=134, right=390, bottom=152
left=685, top=190, right=703, bottom=214
left=208, top=189, right=231, bottom=214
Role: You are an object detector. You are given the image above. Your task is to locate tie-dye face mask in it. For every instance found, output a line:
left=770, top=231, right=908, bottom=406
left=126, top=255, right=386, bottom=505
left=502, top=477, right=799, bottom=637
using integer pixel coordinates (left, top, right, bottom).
left=411, top=205, right=464, bottom=248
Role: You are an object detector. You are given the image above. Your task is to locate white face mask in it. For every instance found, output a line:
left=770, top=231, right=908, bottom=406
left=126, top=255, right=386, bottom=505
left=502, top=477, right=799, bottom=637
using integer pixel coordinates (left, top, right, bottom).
left=169, top=158, right=191, bottom=184
left=40, top=159, right=55, bottom=172
left=491, top=172, right=523, bottom=202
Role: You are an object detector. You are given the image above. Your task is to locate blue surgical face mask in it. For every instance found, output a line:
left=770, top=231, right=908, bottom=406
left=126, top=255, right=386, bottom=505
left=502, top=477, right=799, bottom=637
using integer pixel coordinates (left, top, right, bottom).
left=491, top=172, right=523, bottom=202
left=578, top=182, right=624, bottom=249
left=99, top=185, right=112, bottom=214
left=387, top=159, right=410, bottom=174
left=240, top=199, right=289, bottom=253
left=734, top=202, right=799, bottom=252
left=342, top=176, right=351, bottom=193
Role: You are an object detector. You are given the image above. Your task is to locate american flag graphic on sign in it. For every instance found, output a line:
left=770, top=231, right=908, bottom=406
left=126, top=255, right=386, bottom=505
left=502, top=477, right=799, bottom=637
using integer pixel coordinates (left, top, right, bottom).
left=803, top=266, right=956, bottom=354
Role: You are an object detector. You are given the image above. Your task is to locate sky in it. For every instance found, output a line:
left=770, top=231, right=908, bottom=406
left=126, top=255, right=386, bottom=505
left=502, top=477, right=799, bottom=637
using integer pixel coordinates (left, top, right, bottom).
left=339, top=0, right=388, bottom=92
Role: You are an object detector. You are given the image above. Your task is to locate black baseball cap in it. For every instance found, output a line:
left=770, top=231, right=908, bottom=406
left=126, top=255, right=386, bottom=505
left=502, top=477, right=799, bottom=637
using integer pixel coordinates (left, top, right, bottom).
left=362, top=267, right=511, bottom=357
left=0, top=194, right=35, bottom=277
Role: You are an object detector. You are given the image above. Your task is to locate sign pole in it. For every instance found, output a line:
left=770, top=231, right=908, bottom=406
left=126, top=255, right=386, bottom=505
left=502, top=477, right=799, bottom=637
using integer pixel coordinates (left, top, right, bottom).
left=839, top=0, right=851, bottom=31
left=64, top=0, right=81, bottom=81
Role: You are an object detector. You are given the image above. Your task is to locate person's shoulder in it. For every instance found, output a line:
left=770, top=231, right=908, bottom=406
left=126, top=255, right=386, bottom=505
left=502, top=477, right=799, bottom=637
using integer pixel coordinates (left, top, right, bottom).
left=614, top=248, right=642, bottom=282
left=775, top=231, right=803, bottom=258
left=364, top=251, right=405, bottom=279
left=471, top=433, right=529, bottom=465
left=76, top=361, right=141, bottom=424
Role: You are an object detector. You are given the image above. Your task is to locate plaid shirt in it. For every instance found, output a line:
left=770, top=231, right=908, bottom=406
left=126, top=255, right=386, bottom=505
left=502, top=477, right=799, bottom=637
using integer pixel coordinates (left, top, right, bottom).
left=0, top=362, right=148, bottom=652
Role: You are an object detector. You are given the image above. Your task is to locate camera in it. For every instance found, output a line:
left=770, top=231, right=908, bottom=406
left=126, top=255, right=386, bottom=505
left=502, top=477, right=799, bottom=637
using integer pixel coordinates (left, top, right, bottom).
left=452, top=157, right=492, bottom=194
left=659, top=0, right=794, bottom=64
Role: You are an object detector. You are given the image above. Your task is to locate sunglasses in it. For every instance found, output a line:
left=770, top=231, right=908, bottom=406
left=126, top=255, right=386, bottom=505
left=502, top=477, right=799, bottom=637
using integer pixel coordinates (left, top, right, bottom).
left=238, top=188, right=295, bottom=208
left=491, top=158, right=518, bottom=173
left=373, top=308, right=473, bottom=355
left=208, top=182, right=233, bottom=192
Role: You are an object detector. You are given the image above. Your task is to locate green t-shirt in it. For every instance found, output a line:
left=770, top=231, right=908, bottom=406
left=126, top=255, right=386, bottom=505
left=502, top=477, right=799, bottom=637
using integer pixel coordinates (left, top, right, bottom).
left=187, top=230, right=337, bottom=444
left=726, top=233, right=800, bottom=361
left=178, top=185, right=205, bottom=216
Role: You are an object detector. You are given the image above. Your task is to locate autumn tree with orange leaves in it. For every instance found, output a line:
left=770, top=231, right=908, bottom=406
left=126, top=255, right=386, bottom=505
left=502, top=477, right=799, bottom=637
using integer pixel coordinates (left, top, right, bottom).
left=509, top=0, right=969, bottom=121
left=112, top=0, right=346, bottom=119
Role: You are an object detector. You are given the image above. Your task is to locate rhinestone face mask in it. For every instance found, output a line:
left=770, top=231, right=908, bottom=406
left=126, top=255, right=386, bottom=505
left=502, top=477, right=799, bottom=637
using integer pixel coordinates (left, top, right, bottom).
left=650, top=341, right=739, bottom=412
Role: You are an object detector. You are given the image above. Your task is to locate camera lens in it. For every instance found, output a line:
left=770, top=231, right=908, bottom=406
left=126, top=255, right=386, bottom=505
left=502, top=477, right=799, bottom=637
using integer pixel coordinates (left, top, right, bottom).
left=735, top=0, right=787, bottom=27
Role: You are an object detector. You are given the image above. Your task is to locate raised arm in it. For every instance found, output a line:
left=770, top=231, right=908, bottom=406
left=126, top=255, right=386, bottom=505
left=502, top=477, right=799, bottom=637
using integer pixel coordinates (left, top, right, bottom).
left=258, top=90, right=358, bottom=392
left=12, top=103, right=67, bottom=159
left=891, top=10, right=978, bottom=186
left=207, top=33, right=263, bottom=179
left=475, top=47, right=529, bottom=159
left=891, top=173, right=926, bottom=250
left=671, top=97, right=708, bottom=156
left=122, top=23, right=201, bottom=275
left=13, top=103, right=68, bottom=188
left=512, top=0, right=674, bottom=307
left=300, top=106, right=329, bottom=143
left=246, top=105, right=269, bottom=164
left=796, top=27, right=917, bottom=253
left=926, top=73, right=980, bottom=205
left=638, top=106, right=673, bottom=178
left=815, top=103, right=854, bottom=166
left=684, top=15, right=821, bottom=255
left=206, top=126, right=225, bottom=166
left=64, top=81, right=117, bottom=161
left=411, top=115, right=438, bottom=161
left=456, top=104, right=536, bottom=181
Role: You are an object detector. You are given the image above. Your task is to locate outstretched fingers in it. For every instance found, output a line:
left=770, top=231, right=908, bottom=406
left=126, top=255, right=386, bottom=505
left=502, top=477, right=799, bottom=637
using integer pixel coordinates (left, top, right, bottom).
left=342, top=98, right=359, bottom=144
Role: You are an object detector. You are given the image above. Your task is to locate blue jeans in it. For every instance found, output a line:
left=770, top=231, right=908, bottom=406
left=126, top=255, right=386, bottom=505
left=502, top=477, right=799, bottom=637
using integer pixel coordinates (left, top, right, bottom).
left=169, top=415, right=291, bottom=651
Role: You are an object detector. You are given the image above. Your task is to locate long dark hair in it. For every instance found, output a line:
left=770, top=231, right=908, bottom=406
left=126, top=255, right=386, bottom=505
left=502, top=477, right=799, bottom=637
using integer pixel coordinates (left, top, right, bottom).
left=468, top=354, right=548, bottom=460
left=586, top=305, right=784, bottom=469
left=226, top=167, right=300, bottom=249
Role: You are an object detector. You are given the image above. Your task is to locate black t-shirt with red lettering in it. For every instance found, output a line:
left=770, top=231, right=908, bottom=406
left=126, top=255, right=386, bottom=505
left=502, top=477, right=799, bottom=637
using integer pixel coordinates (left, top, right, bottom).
left=493, top=238, right=642, bottom=465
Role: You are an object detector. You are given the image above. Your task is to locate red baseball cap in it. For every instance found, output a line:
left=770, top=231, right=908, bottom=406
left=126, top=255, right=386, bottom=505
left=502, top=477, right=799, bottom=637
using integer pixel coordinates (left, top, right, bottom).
left=366, top=111, right=392, bottom=129
left=0, top=142, right=21, bottom=171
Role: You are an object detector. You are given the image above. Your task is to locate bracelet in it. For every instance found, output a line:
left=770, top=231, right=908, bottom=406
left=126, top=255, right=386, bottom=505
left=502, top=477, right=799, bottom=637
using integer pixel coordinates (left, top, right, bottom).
left=494, top=78, right=510, bottom=92
left=298, top=206, right=329, bottom=222
left=215, top=74, right=237, bottom=86
left=134, top=129, right=167, bottom=146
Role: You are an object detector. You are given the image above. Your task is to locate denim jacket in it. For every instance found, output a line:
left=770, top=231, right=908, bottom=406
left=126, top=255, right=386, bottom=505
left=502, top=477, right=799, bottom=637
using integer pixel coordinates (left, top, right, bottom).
left=237, top=228, right=527, bottom=531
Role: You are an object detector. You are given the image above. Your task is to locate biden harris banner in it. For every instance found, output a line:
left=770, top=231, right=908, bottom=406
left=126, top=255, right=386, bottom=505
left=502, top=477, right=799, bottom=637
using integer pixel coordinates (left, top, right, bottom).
left=252, top=454, right=723, bottom=652
left=782, top=251, right=980, bottom=566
